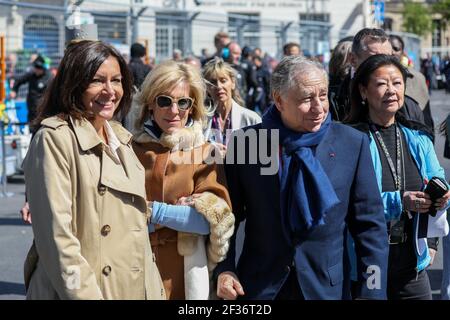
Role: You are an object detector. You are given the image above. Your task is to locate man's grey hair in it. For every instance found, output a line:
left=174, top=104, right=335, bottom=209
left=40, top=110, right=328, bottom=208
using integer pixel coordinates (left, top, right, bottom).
left=270, top=55, right=327, bottom=97
left=352, top=28, right=389, bottom=57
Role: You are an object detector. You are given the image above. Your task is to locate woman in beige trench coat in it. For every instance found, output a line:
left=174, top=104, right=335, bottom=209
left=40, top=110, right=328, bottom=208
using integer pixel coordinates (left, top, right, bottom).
left=22, top=40, right=165, bottom=300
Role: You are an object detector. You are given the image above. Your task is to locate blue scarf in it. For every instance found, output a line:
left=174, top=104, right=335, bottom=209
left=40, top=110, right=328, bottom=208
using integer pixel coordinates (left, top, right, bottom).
left=262, top=105, right=340, bottom=238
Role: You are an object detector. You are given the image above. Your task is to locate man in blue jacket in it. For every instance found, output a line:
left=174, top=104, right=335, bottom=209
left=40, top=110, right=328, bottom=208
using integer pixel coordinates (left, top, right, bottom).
left=214, top=56, right=389, bottom=300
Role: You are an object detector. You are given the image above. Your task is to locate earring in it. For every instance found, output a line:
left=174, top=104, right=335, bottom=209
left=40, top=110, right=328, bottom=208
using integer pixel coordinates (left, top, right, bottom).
left=361, top=99, right=366, bottom=105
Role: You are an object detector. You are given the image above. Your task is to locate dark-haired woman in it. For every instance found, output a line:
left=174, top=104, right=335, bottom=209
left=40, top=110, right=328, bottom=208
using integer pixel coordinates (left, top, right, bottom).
left=345, top=54, right=450, bottom=300
left=23, top=40, right=165, bottom=300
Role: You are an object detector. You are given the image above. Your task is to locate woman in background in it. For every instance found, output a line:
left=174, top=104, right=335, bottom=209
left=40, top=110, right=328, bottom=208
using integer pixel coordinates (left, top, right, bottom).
left=202, top=58, right=261, bottom=156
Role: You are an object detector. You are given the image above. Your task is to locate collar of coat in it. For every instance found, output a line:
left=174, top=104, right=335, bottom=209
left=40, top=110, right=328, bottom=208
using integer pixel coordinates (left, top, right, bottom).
left=132, top=120, right=206, bottom=151
left=40, top=115, right=133, bottom=151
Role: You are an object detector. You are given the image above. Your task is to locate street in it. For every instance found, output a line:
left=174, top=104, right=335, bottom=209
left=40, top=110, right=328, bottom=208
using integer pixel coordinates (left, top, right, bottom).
left=0, top=177, right=31, bottom=299
left=1, top=88, right=449, bottom=300
left=424, top=88, right=450, bottom=300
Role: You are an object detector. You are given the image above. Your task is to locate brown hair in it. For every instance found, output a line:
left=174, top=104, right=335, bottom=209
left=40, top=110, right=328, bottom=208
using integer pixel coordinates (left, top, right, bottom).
left=283, top=42, right=301, bottom=56
left=33, top=40, right=132, bottom=130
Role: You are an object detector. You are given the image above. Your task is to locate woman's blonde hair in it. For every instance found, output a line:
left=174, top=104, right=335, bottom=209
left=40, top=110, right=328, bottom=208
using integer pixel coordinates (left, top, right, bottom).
left=137, top=60, right=206, bottom=126
left=202, top=57, right=245, bottom=107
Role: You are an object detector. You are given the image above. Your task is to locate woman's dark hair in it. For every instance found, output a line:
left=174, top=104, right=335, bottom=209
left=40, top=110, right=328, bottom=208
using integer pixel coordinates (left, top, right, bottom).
left=329, top=40, right=352, bottom=83
left=33, top=40, right=132, bottom=130
left=344, top=54, right=407, bottom=124
left=389, top=34, right=405, bottom=52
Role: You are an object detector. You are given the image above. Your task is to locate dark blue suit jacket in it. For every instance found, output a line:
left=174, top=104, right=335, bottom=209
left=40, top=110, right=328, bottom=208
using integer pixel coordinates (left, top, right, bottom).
left=215, top=122, right=389, bottom=300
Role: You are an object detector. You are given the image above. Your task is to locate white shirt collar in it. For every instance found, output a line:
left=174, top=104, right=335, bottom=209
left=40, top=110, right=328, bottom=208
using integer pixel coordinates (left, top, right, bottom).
left=104, top=121, right=121, bottom=161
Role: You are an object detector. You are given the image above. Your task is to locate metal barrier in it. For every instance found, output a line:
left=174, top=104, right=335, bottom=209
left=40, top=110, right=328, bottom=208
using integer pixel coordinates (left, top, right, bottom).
left=0, top=120, right=11, bottom=197
left=0, top=120, right=28, bottom=198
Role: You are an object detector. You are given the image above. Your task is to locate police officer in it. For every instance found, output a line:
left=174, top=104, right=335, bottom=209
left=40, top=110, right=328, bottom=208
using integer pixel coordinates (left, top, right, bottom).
left=10, top=55, right=53, bottom=123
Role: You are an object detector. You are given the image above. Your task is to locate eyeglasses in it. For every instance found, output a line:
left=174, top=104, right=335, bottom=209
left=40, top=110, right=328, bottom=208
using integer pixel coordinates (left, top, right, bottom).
left=155, top=95, right=194, bottom=111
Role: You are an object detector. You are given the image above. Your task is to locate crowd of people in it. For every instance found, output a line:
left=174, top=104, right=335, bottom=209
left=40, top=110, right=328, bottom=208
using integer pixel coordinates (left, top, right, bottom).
left=15, top=27, right=450, bottom=300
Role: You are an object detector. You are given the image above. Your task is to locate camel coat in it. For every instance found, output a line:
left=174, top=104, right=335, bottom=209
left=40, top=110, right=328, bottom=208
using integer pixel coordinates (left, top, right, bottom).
left=132, top=121, right=234, bottom=300
left=23, top=116, right=165, bottom=300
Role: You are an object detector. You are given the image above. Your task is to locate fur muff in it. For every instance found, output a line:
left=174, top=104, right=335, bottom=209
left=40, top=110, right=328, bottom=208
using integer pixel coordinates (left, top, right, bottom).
left=176, top=191, right=235, bottom=272
left=192, top=192, right=235, bottom=272
left=177, top=192, right=234, bottom=271
left=160, top=121, right=205, bottom=151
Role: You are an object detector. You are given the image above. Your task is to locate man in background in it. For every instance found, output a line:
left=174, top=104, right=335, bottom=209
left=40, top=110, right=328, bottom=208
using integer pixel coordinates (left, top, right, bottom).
left=389, top=35, right=434, bottom=134
left=283, top=42, right=302, bottom=57
left=128, top=43, right=151, bottom=90
left=10, top=55, right=53, bottom=123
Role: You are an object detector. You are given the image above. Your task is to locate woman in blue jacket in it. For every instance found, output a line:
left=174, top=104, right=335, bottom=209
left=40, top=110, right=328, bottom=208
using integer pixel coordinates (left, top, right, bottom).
left=345, top=54, right=450, bottom=300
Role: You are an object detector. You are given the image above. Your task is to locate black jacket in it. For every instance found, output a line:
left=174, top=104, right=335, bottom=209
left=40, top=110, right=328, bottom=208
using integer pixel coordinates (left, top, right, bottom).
left=328, top=74, right=351, bottom=122
left=128, top=58, right=151, bottom=90
left=12, top=69, right=53, bottom=112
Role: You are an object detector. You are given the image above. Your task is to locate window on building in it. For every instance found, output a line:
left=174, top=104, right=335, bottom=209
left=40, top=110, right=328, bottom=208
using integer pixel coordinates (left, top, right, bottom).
left=383, top=17, right=393, bottom=31
left=23, top=14, right=59, bottom=65
left=228, top=13, right=260, bottom=48
left=299, top=13, right=331, bottom=57
left=93, top=13, right=127, bottom=45
left=155, top=12, right=187, bottom=62
left=432, top=19, right=442, bottom=48
left=299, top=13, right=330, bottom=23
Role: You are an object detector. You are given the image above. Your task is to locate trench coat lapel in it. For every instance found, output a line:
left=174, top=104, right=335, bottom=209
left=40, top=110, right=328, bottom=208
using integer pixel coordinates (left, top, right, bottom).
left=69, top=116, right=103, bottom=151
left=69, top=116, right=146, bottom=200
left=100, top=146, right=146, bottom=200
left=101, top=121, right=147, bottom=200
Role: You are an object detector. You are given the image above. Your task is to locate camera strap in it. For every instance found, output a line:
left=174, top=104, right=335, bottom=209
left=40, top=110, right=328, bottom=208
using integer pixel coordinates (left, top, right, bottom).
left=370, top=123, right=408, bottom=243
left=370, top=123, right=405, bottom=191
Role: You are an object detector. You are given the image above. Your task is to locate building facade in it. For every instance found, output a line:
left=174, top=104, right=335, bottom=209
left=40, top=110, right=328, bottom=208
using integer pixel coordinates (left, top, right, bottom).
left=384, top=0, right=450, bottom=57
left=0, top=0, right=376, bottom=64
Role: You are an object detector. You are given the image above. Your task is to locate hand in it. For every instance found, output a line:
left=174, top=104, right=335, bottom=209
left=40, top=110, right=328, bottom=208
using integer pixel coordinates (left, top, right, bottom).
left=20, top=202, right=32, bottom=224
left=217, top=271, right=245, bottom=300
left=215, top=143, right=227, bottom=158
left=402, top=191, right=432, bottom=213
left=176, top=193, right=201, bottom=206
left=429, top=248, right=437, bottom=266
left=434, top=190, right=450, bottom=210
left=9, top=91, right=16, bottom=99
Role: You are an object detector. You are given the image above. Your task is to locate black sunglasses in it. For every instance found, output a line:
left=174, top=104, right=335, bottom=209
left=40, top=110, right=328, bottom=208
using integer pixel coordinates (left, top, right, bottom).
left=155, top=95, right=194, bottom=111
